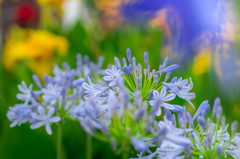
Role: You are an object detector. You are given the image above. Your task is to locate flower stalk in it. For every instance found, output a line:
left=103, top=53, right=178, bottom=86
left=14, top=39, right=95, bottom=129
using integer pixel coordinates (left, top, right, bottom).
left=122, top=150, right=129, bottom=159
left=87, top=134, right=92, bottom=159
left=57, top=122, right=62, bottom=159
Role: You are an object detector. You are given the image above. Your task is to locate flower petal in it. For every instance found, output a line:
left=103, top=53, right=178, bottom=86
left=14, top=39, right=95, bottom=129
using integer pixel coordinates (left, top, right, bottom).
left=156, top=108, right=161, bottom=116
left=49, top=116, right=61, bottom=123
left=162, top=103, right=175, bottom=110
left=162, top=93, right=176, bottom=101
left=160, top=86, right=167, bottom=97
left=31, top=113, right=42, bottom=120
left=45, top=124, right=52, bottom=135
left=31, top=122, right=44, bottom=129
left=38, top=106, right=46, bottom=117
left=47, top=107, right=55, bottom=117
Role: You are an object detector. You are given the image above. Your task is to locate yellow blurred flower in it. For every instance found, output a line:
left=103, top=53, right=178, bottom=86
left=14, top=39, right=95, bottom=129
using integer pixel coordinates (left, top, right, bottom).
left=192, top=50, right=211, bottom=75
left=37, top=0, right=65, bottom=6
left=2, top=27, right=68, bottom=78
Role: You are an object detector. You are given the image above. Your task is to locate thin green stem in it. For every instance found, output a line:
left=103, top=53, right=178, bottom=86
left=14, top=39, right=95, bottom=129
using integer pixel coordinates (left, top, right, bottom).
left=57, top=123, right=62, bottom=159
left=122, top=150, right=129, bottom=159
left=87, top=134, right=92, bottom=159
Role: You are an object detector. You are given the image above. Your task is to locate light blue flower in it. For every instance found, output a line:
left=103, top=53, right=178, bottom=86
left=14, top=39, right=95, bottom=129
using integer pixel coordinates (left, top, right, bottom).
left=149, top=117, right=192, bottom=159
left=159, top=117, right=192, bottom=139
left=103, top=65, right=124, bottom=87
left=130, top=152, right=157, bottom=159
left=198, top=116, right=207, bottom=130
left=123, top=64, right=133, bottom=76
left=76, top=54, right=104, bottom=78
left=72, top=78, right=85, bottom=87
left=77, top=99, right=110, bottom=135
left=7, top=104, right=32, bottom=127
left=192, top=100, right=209, bottom=121
left=17, top=81, right=35, bottom=105
left=189, top=98, right=240, bottom=158
left=32, top=74, right=42, bottom=89
left=114, top=57, right=121, bottom=69
left=149, top=87, right=177, bottom=116
left=7, top=53, right=104, bottom=136
left=162, top=77, right=195, bottom=108
left=42, top=84, right=61, bottom=105
left=127, top=48, right=132, bottom=63
left=156, top=56, right=179, bottom=75
left=68, top=102, right=86, bottom=120
left=212, top=97, right=220, bottom=119
left=144, top=52, right=149, bottom=69
left=156, top=140, right=185, bottom=159
left=52, top=64, right=68, bottom=85
left=231, top=121, right=238, bottom=135
left=8, top=47, right=240, bottom=159
left=131, top=137, right=151, bottom=154
left=31, top=106, right=61, bottom=135
left=82, top=78, right=109, bottom=99
left=225, top=135, right=240, bottom=158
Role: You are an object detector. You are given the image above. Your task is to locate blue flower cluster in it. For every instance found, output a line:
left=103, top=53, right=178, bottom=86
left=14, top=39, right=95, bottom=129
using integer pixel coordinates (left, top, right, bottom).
left=7, top=54, right=104, bottom=135
left=8, top=49, right=240, bottom=158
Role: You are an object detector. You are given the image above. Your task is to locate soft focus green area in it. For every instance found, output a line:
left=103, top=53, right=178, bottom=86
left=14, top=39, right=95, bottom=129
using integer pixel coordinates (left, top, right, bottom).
left=1, top=0, right=240, bottom=158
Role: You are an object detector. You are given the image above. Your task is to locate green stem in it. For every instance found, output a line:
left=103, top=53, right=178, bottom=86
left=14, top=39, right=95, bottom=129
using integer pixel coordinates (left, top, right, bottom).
left=87, top=134, right=92, bottom=159
left=122, top=150, right=129, bottom=159
left=57, top=123, right=62, bottom=159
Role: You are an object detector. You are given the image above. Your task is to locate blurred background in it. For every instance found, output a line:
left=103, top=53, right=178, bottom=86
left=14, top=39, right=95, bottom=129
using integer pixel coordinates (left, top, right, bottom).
left=1, top=0, right=240, bottom=158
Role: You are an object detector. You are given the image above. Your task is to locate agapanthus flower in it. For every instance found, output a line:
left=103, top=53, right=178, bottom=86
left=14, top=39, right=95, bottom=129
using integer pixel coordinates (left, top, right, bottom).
left=7, top=48, right=240, bottom=159
left=188, top=98, right=240, bottom=159
left=225, top=135, right=240, bottom=158
left=103, top=65, right=124, bottom=87
left=42, top=84, right=61, bottom=105
left=131, top=137, right=151, bottom=155
left=149, top=87, right=178, bottom=116
left=131, top=116, right=192, bottom=159
left=156, top=140, right=187, bottom=159
left=31, top=106, right=61, bottom=135
left=162, top=77, right=195, bottom=108
left=17, top=81, right=37, bottom=105
left=156, top=56, right=179, bottom=75
left=7, top=104, right=32, bottom=127
left=82, top=77, right=109, bottom=100
left=107, top=48, right=196, bottom=112
left=77, top=49, right=197, bottom=158
left=7, top=54, right=104, bottom=135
